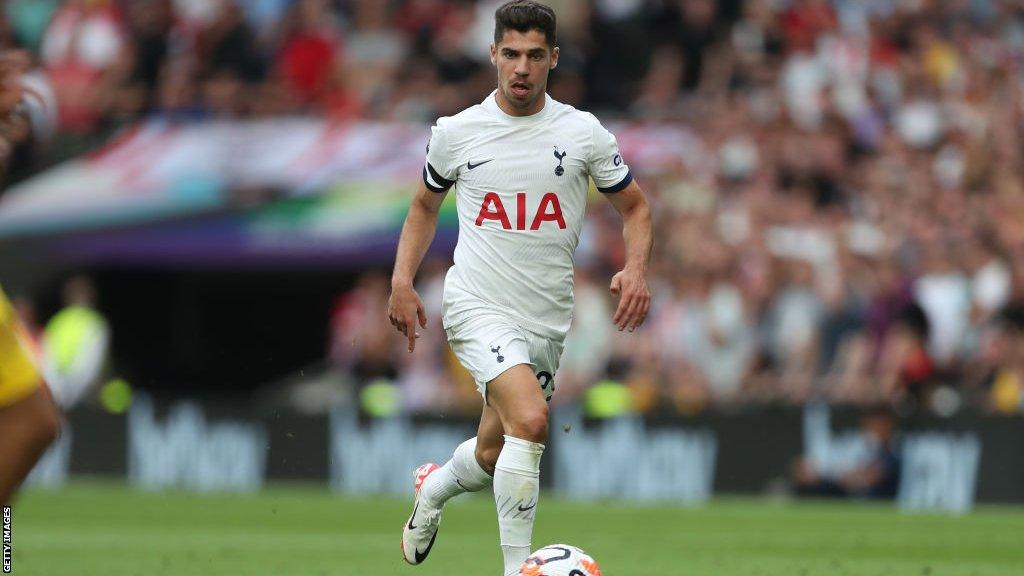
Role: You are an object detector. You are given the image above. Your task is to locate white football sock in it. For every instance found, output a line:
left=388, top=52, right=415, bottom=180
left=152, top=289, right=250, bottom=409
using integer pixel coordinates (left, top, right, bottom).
left=494, top=435, right=544, bottom=576
left=420, top=437, right=493, bottom=508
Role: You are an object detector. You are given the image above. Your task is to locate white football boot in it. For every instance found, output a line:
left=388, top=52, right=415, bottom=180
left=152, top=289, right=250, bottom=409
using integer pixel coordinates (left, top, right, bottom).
left=401, top=463, right=442, bottom=565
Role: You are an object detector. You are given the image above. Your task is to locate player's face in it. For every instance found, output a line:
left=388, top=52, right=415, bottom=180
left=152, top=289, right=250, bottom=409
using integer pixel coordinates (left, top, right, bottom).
left=490, top=30, right=559, bottom=114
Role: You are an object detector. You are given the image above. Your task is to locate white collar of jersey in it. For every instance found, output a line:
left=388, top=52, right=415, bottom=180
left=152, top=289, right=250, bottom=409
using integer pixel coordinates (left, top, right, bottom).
left=483, top=89, right=553, bottom=123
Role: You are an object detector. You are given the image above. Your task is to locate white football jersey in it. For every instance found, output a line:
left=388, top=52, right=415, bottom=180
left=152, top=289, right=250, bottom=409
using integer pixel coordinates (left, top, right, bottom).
left=423, top=91, right=631, bottom=340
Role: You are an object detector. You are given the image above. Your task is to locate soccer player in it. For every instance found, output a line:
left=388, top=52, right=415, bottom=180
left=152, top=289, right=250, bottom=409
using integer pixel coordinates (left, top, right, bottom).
left=388, top=2, right=652, bottom=574
left=0, top=50, right=62, bottom=505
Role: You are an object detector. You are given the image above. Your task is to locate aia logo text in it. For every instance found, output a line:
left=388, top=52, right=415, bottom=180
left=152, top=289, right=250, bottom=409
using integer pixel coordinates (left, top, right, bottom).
left=475, top=192, right=566, bottom=230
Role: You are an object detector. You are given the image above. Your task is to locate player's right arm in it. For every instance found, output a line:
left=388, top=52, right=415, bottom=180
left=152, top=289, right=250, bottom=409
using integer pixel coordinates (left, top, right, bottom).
left=389, top=121, right=459, bottom=352
left=388, top=180, right=448, bottom=352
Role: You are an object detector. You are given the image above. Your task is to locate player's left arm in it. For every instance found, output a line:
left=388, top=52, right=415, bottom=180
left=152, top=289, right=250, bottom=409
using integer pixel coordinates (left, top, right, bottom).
left=603, top=179, right=652, bottom=332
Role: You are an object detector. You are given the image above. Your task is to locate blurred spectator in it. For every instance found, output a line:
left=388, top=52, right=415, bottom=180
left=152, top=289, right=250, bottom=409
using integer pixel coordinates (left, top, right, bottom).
left=765, top=259, right=824, bottom=396
left=878, top=303, right=934, bottom=408
left=342, top=0, right=407, bottom=118
left=977, top=302, right=1024, bottom=415
left=328, top=268, right=474, bottom=414
left=394, top=260, right=471, bottom=412
left=194, top=0, right=264, bottom=118
left=328, top=271, right=396, bottom=383
left=275, top=0, right=340, bottom=107
left=41, top=0, right=126, bottom=132
left=792, top=405, right=901, bottom=500
left=914, top=244, right=970, bottom=367
left=41, top=276, right=110, bottom=409
left=558, top=269, right=613, bottom=402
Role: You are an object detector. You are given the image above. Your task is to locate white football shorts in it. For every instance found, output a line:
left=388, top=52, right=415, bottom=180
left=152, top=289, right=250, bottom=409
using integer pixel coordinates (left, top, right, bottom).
left=445, top=312, right=563, bottom=403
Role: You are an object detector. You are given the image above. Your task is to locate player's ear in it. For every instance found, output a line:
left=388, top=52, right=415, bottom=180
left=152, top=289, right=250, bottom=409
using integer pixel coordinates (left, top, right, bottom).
left=550, top=46, right=559, bottom=70
left=490, top=43, right=497, bottom=66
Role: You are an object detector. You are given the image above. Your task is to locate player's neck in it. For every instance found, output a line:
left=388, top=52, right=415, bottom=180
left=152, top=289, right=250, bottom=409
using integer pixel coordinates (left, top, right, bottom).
left=494, top=89, right=547, bottom=117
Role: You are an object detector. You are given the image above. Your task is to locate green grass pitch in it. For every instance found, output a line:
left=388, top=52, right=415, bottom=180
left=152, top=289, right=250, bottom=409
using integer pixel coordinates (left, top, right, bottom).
left=9, top=481, right=1024, bottom=575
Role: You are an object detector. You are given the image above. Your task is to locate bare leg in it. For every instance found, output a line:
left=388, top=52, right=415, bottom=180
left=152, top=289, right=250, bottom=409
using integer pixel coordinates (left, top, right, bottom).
left=485, top=364, right=549, bottom=443
left=474, top=403, right=505, bottom=475
left=0, top=387, right=61, bottom=505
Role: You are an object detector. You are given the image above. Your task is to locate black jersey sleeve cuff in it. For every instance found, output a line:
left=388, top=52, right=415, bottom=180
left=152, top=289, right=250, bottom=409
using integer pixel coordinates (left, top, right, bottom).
left=597, top=171, right=632, bottom=194
left=423, top=162, right=455, bottom=193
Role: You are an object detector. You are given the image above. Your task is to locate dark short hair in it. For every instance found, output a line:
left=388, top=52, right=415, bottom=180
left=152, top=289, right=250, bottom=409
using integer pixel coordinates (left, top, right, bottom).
left=494, top=1, right=557, bottom=48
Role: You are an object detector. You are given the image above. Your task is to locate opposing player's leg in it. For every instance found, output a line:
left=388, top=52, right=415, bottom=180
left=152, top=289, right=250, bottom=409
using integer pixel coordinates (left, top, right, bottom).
left=486, top=363, right=548, bottom=576
left=0, top=292, right=61, bottom=505
left=0, top=386, right=60, bottom=505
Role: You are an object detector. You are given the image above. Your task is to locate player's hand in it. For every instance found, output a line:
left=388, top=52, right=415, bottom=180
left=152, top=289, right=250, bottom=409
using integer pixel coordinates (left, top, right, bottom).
left=609, top=267, right=650, bottom=332
left=387, top=283, right=428, bottom=353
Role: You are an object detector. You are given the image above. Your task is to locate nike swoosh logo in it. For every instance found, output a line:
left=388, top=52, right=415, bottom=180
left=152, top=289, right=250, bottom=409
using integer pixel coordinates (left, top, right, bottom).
left=407, top=501, right=419, bottom=530
left=415, top=528, right=438, bottom=563
left=455, top=479, right=469, bottom=490
left=517, top=501, right=537, bottom=512
left=467, top=159, right=494, bottom=170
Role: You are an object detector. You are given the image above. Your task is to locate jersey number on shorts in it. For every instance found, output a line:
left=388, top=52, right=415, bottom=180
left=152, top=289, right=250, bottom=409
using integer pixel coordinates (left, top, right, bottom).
left=536, top=371, right=554, bottom=402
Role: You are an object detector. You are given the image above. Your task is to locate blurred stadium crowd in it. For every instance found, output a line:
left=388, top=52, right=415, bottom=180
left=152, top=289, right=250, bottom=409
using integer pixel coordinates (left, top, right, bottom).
left=4, top=0, right=1024, bottom=417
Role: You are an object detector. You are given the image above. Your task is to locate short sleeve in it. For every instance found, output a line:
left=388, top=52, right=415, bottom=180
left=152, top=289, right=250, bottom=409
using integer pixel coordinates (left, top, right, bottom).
left=423, top=122, right=457, bottom=193
left=587, top=119, right=632, bottom=193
